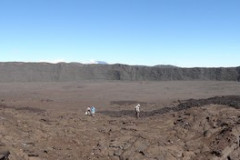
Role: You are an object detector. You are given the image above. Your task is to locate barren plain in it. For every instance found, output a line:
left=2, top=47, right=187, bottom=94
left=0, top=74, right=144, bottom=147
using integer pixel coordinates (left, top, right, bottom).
left=0, top=81, right=240, bottom=160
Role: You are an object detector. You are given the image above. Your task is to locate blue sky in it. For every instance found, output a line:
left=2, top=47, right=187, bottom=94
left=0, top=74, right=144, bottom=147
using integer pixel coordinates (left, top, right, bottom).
left=0, top=0, right=239, bottom=67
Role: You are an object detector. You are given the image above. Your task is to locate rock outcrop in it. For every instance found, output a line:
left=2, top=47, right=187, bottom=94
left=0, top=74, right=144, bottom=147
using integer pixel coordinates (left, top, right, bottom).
left=0, top=62, right=239, bottom=82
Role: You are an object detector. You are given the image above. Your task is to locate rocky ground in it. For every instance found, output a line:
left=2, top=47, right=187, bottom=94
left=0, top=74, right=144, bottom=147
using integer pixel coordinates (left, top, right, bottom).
left=0, top=81, right=240, bottom=160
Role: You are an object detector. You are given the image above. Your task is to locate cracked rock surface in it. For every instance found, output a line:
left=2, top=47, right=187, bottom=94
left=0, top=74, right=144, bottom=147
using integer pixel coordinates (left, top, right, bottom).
left=0, top=81, right=240, bottom=160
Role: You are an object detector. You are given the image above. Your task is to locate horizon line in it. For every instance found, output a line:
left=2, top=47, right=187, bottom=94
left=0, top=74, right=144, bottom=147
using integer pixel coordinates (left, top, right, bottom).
left=0, top=61, right=239, bottom=68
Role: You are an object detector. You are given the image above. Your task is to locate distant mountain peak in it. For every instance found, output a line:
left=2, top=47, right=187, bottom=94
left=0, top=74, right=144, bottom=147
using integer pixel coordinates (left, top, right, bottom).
left=87, top=60, right=108, bottom=64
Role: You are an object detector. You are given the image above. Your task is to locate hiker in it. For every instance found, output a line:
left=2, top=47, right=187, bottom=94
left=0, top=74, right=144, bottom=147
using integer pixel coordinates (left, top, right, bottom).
left=135, top=104, right=140, bottom=118
left=85, top=106, right=91, bottom=116
left=90, top=106, right=96, bottom=116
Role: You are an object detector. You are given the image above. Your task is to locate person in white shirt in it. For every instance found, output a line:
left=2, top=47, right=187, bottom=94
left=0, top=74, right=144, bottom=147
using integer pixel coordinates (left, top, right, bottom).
left=85, top=106, right=91, bottom=116
left=135, top=104, right=140, bottom=118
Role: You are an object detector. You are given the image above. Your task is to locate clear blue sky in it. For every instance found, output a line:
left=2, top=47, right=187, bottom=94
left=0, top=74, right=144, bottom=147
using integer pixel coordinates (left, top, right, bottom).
left=0, top=0, right=239, bottom=67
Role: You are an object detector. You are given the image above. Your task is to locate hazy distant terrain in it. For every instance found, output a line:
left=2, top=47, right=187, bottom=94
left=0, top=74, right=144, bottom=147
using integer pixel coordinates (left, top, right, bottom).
left=0, top=62, right=239, bottom=82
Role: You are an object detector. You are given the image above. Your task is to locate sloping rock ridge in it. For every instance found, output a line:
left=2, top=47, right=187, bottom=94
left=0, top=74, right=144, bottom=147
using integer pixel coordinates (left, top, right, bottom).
left=0, top=62, right=239, bottom=82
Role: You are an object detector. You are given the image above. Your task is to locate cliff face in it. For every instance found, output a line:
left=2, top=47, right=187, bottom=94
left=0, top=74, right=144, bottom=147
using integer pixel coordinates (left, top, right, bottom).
left=0, top=62, right=239, bottom=82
